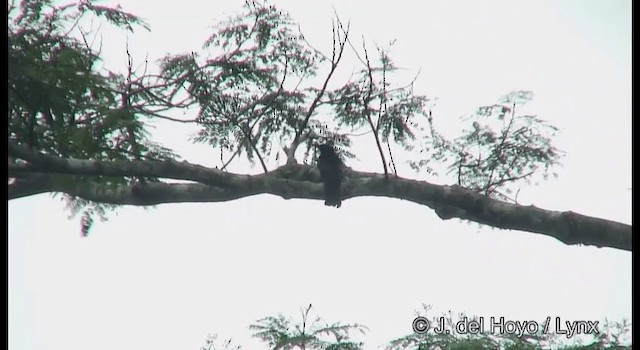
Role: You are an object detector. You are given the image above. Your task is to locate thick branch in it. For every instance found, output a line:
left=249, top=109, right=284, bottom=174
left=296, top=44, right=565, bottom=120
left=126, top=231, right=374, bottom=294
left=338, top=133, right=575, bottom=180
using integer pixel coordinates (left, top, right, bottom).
left=9, top=141, right=240, bottom=188
left=7, top=146, right=632, bottom=251
left=8, top=174, right=55, bottom=199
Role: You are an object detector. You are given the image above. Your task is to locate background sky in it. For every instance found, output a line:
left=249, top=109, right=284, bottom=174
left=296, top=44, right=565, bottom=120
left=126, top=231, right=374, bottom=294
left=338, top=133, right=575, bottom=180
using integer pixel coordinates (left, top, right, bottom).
left=8, top=1, right=631, bottom=349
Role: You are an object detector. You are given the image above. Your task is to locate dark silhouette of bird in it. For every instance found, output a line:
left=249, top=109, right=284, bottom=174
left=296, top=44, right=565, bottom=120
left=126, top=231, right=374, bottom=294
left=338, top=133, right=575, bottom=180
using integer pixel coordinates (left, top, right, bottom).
left=316, top=144, right=343, bottom=208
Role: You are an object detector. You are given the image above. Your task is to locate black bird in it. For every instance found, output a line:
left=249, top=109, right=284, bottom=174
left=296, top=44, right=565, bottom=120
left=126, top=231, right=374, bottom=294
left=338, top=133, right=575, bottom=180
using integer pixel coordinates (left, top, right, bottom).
left=316, top=144, right=343, bottom=208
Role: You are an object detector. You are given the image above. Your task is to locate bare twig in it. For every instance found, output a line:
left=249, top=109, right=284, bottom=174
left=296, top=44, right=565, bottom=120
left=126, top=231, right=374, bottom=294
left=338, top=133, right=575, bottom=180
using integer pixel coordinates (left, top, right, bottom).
left=286, top=16, right=349, bottom=164
left=386, top=141, right=398, bottom=176
left=378, top=46, right=397, bottom=177
left=239, top=121, right=268, bottom=173
left=485, top=103, right=517, bottom=195
left=220, top=146, right=241, bottom=171
left=361, top=40, right=388, bottom=176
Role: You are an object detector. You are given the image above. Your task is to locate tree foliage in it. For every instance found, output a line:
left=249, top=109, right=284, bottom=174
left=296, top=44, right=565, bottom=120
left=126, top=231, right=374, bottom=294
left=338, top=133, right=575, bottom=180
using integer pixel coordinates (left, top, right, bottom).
left=249, top=304, right=367, bottom=350
left=7, top=0, right=630, bottom=250
left=8, top=0, right=169, bottom=234
left=387, top=304, right=632, bottom=350
left=201, top=305, right=631, bottom=350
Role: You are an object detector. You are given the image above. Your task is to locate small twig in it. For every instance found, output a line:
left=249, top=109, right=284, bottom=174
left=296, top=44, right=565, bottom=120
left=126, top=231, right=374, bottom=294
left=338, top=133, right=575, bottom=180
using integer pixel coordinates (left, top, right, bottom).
left=386, top=142, right=397, bottom=176
left=287, top=15, right=349, bottom=163
left=361, top=40, right=389, bottom=176
left=240, top=121, right=268, bottom=173
left=379, top=50, right=397, bottom=177
left=222, top=52, right=291, bottom=173
left=220, top=146, right=240, bottom=171
left=486, top=102, right=517, bottom=192
left=60, top=6, right=84, bottom=38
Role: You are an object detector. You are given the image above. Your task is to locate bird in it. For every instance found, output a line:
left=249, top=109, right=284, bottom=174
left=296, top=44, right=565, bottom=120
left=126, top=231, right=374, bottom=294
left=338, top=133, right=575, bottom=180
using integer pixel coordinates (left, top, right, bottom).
left=316, top=143, right=343, bottom=208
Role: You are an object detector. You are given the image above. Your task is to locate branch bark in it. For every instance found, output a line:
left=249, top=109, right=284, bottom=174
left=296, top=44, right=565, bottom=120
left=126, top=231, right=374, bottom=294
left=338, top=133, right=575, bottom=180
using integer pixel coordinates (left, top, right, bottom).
left=8, top=142, right=631, bottom=251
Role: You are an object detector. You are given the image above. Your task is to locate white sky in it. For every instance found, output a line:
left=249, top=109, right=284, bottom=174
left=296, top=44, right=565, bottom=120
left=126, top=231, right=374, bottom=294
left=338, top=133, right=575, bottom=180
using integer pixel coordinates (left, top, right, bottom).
left=8, top=1, right=631, bottom=349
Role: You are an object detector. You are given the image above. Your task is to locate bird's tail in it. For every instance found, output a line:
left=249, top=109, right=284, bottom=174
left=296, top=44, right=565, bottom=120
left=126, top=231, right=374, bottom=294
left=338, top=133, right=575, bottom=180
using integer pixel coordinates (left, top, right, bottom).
left=324, top=183, right=342, bottom=208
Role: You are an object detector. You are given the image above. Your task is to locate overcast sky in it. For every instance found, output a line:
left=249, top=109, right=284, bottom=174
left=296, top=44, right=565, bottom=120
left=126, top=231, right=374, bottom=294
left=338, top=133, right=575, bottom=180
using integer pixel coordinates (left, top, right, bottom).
left=8, top=1, right=631, bottom=349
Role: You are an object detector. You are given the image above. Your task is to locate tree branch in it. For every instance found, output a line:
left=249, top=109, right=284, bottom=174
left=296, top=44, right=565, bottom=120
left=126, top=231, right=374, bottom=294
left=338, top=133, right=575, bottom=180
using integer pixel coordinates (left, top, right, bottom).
left=361, top=41, right=388, bottom=176
left=235, top=54, right=290, bottom=174
left=9, top=141, right=240, bottom=188
left=8, top=173, right=56, bottom=199
left=286, top=18, right=349, bottom=164
left=7, top=144, right=632, bottom=251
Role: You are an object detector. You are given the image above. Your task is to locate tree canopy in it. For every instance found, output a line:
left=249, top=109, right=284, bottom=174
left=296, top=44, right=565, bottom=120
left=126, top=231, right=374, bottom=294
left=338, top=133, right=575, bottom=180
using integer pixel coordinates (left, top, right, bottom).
left=200, top=304, right=631, bottom=350
left=7, top=0, right=631, bottom=250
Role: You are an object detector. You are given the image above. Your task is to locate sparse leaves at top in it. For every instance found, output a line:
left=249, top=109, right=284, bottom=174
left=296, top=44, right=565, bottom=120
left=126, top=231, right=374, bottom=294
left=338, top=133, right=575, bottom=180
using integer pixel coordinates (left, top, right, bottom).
left=414, top=91, right=563, bottom=202
left=249, top=305, right=366, bottom=350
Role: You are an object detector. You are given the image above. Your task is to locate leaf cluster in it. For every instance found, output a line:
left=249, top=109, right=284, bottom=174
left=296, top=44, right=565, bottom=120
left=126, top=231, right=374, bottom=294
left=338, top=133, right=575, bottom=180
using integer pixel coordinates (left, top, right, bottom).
left=8, top=0, right=167, bottom=234
left=157, top=0, right=324, bottom=167
left=413, top=91, right=563, bottom=202
left=249, top=306, right=367, bottom=350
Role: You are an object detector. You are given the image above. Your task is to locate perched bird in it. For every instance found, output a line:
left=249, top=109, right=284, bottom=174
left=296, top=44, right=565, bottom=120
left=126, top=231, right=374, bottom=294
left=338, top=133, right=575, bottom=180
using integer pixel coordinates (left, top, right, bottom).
left=316, top=144, right=343, bottom=208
